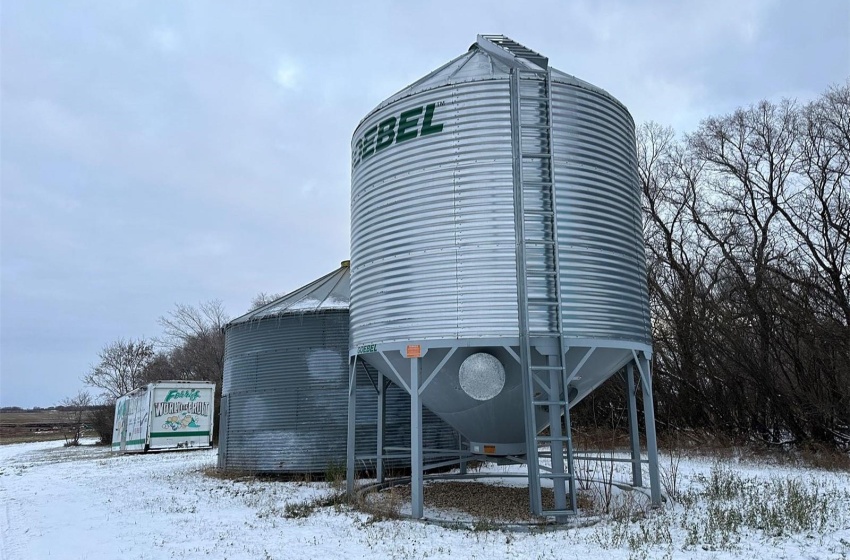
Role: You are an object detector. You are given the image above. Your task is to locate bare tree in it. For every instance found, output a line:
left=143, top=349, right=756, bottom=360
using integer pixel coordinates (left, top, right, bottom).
left=156, top=301, right=229, bottom=444
left=249, top=291, right=286, bottom=311
left=140, top=352, right=180, bottom=383
left=633, top=83, right=850, bottom=449
left=83, top=338, right=155, bottom=400
left=157, top=301, right=228, bottom=386
left=58, top=391, right=92, bottom=446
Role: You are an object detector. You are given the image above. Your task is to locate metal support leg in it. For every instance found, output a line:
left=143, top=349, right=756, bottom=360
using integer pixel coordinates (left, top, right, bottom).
left=410, top=357, right=424, bottom=518
left=458, top=431, right=467, bottom=475
left=346, top=356, right=357, bottom=496
left=547, top=354, right=567, bottom=518
left=377, top=370, right=386, bottom=483
left=626, top=363, right=643, bottom=487
left=637, top=355, right=661, bottom=506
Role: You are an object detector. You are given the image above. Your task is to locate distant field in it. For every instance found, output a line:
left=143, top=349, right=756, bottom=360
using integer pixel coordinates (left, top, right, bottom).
left=0, top=409, right=97, bottom=444
left=0, top=409, right=68, bottom=425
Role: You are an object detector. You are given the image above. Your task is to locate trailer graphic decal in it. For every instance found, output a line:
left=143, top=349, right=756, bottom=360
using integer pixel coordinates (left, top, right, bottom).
left=164, top=389, right=202, bottom=402
left=153, top=401, right=210, bottom=417
left=162, top=412, right=201, bottom=431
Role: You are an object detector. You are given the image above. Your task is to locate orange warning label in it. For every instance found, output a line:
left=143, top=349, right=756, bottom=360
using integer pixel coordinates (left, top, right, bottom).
left=484, top=445, right=496, bottom=454
left=406, top=345, right=421, bottom=358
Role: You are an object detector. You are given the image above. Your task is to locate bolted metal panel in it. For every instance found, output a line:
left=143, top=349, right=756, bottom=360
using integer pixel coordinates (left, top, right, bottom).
left=220, top=308, right=456, bottom=473
left=550, top=73, right=651, bottom=343
left=351, top=76, right=519, bottom=344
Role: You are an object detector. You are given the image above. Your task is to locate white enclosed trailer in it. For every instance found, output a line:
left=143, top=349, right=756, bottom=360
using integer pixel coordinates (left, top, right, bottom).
left=112, top=381, right=216, bottom=453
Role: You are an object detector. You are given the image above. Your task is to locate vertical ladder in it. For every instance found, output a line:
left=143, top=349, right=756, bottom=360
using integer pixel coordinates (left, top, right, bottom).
left=503, top=46, right=577, bottom=518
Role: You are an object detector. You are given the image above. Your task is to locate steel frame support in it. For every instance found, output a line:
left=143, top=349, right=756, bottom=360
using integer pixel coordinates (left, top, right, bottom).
left=377, top=369, right=386, bottom=483
left=626, top=363, right=643, bottom=488
left=346, top=355, right=357, bottom=496
left=410, top=356, right=424, bottom=518
left=458, top=431, right=468, bottom=475
left=635, top=354, right=661, bottom=506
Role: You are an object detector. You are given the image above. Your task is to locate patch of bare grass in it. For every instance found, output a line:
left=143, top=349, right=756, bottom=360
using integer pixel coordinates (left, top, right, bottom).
left=365, top=481, right=561, bottom=523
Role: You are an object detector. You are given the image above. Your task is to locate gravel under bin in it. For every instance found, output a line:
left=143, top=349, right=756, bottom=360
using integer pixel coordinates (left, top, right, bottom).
left=368, top=481, right=560, bottom=523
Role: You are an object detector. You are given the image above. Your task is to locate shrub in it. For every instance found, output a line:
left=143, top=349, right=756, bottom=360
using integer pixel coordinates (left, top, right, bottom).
left=89, top=402, right=115, bottom=445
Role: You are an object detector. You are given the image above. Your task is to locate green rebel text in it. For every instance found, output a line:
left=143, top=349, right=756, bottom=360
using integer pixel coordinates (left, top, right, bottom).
left=352, top=102, right=444, bottom=169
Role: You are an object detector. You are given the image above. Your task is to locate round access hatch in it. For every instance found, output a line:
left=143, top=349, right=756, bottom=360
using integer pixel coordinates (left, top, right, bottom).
left=458, top=353, right=506, bottom=401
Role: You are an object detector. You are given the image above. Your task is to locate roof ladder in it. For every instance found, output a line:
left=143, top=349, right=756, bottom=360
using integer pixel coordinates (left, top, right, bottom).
left=477, top=34, right=549, bottom=70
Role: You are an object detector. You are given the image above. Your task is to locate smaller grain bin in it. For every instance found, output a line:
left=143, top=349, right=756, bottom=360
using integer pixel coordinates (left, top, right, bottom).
left=219, top=261, right=457, bottom=473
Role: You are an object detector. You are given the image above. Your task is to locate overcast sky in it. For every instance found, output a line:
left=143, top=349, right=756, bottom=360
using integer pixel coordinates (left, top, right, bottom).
left=2, top=0, right=848, bottom=408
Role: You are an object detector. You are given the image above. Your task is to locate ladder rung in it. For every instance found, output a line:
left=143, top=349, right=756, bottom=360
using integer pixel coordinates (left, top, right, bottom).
left=538, top=472, right=574, bottom=479
left=521, top=124, right=551, bottom=130
left=532, top=400, right=568, bottom=406
left=526, top=270, right=557, bottom=277
left=540, top=509, right=577, bottom=517
left=525, top=239, right=555, bottom=246
left=527, top=298, right=558, bottom=306
left=537, top=436, right=571, bottom=442
left=499, top=45, right=540, bottom=56
left=531, top=365, right=563, bottom=371
left=524, top=209, right=553, bottom=216
left=522, top=153, right=552, bottom=159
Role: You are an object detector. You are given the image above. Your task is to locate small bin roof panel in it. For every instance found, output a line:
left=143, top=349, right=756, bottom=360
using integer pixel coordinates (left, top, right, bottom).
left=227, top=261, right=350, bottom=325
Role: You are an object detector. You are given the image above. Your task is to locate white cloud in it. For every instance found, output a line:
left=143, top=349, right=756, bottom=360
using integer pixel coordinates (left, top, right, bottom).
left=299, top=180, right=315, bottom=195
left=150, top=27, right=180, bottom=53
left=273, top=57, right=301, bottom=90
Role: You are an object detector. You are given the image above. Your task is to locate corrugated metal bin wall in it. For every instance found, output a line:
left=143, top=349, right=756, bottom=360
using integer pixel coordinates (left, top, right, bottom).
left=219, top=309, right=457, bottom=473
left=350, top=47, right=652, bottom=348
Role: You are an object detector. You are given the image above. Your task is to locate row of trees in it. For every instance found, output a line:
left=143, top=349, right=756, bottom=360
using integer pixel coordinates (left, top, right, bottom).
left=573, top=84, right=849, bottom=451
left=577, top=83, right=849, bottom=450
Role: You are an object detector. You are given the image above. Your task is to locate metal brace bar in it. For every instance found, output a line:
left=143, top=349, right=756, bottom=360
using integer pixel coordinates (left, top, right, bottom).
left=573, top=455, right=649, bottom=464
left=384, top=446, right=473, bottom=454
left=419, top=347, right=457, bottom=395
left=631, top=349, right=644, bottom=378
left=361, top=361, right=380, bottom=394
left=532, top=373, right=551, bottom=395
left=565, top=346, right=596, bottom=384
left=377, top=350, right=409, bottom=393
left=502, top=345, right=521, bottom=364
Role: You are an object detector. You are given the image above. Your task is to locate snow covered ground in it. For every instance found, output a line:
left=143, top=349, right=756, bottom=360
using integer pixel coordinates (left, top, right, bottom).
left=1, top=439, right=848, bottom=559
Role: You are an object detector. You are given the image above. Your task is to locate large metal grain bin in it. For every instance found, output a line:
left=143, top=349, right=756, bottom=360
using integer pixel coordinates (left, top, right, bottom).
left=350, top=36, right=652, bottom=456
left=218, top=261, right=457, bottom=473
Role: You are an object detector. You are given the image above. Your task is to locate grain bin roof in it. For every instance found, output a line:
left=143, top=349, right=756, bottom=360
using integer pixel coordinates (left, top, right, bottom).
left=227, top=261, right=350, bottom=325
left=356, top=36, right=628, bottom=131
